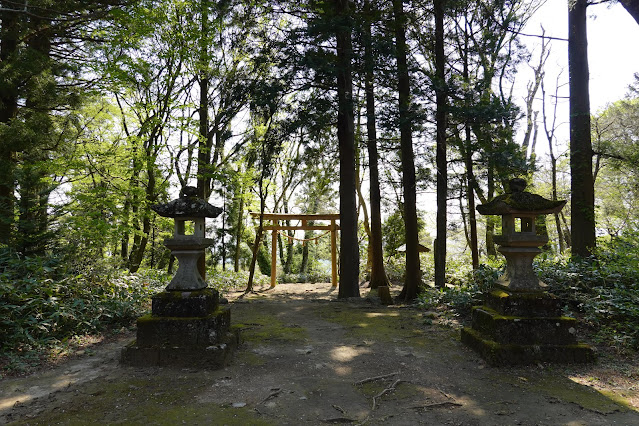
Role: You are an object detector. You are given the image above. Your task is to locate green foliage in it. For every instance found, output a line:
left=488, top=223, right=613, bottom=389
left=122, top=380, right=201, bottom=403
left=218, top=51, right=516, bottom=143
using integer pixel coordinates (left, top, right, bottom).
left=537, top=235, right=639, bottom=351
left=592, top=98, right=639, bottom=236
left=417, top=259, right=500, bottom=316
left=415, top=234, right=639, bottom=353
left=206, top=267, right=269, bottom=294
left=382, top=208, right=428, bottom=257
left=0, top=252, right=167, bottom=373
left=279, top=267, right=332, bottom=284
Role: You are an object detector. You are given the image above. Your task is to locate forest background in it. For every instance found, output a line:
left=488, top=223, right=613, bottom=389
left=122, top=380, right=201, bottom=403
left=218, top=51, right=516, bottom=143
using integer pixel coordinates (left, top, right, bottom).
left=1, top=0, right=639, bottom=374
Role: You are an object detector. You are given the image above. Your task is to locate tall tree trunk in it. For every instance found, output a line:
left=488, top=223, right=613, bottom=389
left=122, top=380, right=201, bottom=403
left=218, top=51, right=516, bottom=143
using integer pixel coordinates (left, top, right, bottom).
left=335, top=0, right=360, bottom=298
left=0, top=5, right=20, bottom=246
left=461, top=28, right=479, bottom=270
left=196, top=0, right=212, bottom=278
left=364, top=0, right=389, bottom=290
left=197, top=0, right=211, bottom=200
left=434, top=0, right=448, bottom=288
left=394, top=0, right=421, bottom=300
left=17, top=16, right=52, bottom=256
left=568, top=0, right=596, bottom=257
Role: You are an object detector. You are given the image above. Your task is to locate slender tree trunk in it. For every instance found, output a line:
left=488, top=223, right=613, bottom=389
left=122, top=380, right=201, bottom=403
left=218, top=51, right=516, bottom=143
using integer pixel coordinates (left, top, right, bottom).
left=464, top=130, right=479, bottom=269
left=301, top=196, right=320, bottom=274
left=197, top=0, right=211, bottom=200
left=568, top=0, right=596, bottom=257
left=355, top=151, right=372, bottom=278
left=550, top=141, right=565, bottom=253
left=196, top=0, right=212, bottom=278
left=560, top=211, right=572, bottom=248
left=363, top=0, right=389, bottom=290
left=234, top=192, right=244, bottom=272
left=461, top=34, right=479, bottom=269
left=485, top=153, right=497, bottom=257
left=434, top=0, right=448, bottom=288
left=246, top=194, right=266, bottom=293
left=335, top=0, right=360, bottom=298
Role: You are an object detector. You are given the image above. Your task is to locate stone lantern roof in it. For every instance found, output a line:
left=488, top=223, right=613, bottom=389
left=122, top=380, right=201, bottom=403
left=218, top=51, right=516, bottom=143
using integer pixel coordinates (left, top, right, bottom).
left=151, top=186, right=223, bottom=219
left=476, top=178, right=565, bottom=216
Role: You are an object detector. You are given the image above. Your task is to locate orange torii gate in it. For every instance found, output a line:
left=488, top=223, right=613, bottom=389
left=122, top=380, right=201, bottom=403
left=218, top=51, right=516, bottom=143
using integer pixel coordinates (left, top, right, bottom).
left=250, top=213, right=340, bottom=288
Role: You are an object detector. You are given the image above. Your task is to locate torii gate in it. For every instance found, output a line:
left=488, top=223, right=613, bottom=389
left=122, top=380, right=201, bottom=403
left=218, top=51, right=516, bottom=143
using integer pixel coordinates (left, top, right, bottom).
left=250, top=213, right=340, bottom=288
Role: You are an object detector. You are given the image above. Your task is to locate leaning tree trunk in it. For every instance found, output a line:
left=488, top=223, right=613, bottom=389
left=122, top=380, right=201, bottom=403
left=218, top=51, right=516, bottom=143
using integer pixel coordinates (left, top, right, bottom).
left=568, top=0, right=596, bottom=257
left=364, top=0, right=389, bottom=290
left=234, top=192, right=244, bottom=272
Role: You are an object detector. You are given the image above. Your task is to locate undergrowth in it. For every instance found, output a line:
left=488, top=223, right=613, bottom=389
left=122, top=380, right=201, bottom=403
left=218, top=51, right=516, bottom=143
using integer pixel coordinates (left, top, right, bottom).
left=207, top=266, right=270, bottom=292
left=536, top=234, right=639, bottom=352
left=0, top=252, right=168, bottom=376
left=417, top=233, right=639, bottom=353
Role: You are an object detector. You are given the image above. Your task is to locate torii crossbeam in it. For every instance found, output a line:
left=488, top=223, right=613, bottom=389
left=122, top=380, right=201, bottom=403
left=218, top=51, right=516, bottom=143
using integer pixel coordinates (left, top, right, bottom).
left=250, top=213, right=340, bottom=288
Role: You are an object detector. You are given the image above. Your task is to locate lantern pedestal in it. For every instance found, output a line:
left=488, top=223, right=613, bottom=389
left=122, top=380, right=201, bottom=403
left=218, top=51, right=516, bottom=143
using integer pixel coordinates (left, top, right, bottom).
left=461, top=289, right=595, bottom=366
left=121, top=289, right=239, bottom=368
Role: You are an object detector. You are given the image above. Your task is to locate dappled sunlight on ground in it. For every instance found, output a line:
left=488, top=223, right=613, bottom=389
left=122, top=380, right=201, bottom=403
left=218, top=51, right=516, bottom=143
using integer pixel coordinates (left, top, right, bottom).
left=329, top=345, right=371, bottom=363
left=2, top=282, right=638, bottom=424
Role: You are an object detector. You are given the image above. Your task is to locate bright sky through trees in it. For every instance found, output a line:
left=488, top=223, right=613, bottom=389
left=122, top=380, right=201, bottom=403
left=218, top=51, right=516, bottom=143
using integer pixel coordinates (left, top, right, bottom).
left=521, top=1, right=639, bottom=139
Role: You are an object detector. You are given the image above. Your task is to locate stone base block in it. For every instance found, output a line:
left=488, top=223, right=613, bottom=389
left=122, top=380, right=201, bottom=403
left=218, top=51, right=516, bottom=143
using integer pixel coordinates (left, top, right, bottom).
left=121, top=329, right=240, bottom=368
left=151, top=289, right=219, bottom=317
left=461, top=327, right=596, bottom=366
left=462, top=288, right=595, bottom=365
left=486, top=288, right=562, bottom=317
left=135, top=307, right=231, bottom=348
left=470, top=306, right=578, bottom=345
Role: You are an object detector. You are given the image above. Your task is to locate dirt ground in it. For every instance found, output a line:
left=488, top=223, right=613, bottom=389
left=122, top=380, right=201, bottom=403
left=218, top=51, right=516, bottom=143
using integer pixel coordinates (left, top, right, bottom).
left=1, top=282, right=639, bottom=425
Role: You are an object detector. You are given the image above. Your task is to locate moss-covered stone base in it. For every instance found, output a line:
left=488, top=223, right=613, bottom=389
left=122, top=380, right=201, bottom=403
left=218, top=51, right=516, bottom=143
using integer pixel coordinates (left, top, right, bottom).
left=135, top=307, right=231, bottom=347
left=120, top=329, right=239, bottom=368
left=461, top=327, right=596, bottom=366
left=462, top=290, right=595, bottom=366
left=121, top=290, right=238, bottom=369
left=152, top=289, right=220, bottom=317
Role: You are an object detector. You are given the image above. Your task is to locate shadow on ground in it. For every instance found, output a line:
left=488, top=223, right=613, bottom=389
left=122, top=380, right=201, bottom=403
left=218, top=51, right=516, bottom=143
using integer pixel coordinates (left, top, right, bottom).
left=1, top=282, right=638, bottom=425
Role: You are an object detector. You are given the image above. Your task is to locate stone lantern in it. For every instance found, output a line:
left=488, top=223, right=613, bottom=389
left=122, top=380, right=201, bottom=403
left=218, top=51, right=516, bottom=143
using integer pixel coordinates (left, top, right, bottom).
left=461, top=178, right=594, bottom=365
left=151, top=185, right=220, bottom=291
left=121, top=186, right=238, bottom=368
left=479, top=177, right=564, bottom=292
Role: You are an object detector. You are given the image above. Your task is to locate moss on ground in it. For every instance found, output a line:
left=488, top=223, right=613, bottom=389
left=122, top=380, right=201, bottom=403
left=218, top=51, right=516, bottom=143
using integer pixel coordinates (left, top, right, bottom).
left=312, top=304, right=455, bottom=347
left=530, top=375, right=633, bottom=414
left=10, top=374, right=273, bottom=425
left=233, top=305, right=307, bottom=344
left=498, top=373, right=634, bottom=414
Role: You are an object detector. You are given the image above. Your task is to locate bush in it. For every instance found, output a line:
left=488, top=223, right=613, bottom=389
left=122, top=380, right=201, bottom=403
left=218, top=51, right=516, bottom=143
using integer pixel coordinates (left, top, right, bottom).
left=207, top=267, right=270, bottom=292
left=537, top=235, right=639, bottom=351
left=0, top=251, right=168, bottom=374
left=417, top=261, right=500, bottom=316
